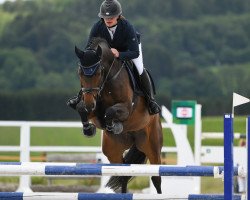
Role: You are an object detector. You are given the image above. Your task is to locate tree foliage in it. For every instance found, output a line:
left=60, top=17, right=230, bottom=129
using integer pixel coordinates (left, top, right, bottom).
left=0, top=0, right=250, bottom=118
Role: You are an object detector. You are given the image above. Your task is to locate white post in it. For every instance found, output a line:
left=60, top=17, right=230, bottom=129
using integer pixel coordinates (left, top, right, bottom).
left=194, top=104, right=202, bottom=165
left=194, top=104, right=202, bottom=194
left=159, top=106, right=199, bottom=196
left=16, top=122, right=33, bottom=192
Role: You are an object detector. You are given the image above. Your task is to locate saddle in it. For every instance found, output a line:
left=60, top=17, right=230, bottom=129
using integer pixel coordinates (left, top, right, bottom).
left=124, top=61, right=156, bottom=96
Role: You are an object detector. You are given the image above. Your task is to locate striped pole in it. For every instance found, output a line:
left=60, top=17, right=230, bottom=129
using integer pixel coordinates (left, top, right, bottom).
left=0, top=192, right=245, bottom=200
left=189, top=194, right=243, bottom=200
left=0, top=162, right=243, bottom=177
left=224, top=114, right=234, bottom=200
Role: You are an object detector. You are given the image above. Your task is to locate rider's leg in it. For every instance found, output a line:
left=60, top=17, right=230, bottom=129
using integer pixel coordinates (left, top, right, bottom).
left=66, top=89, right=82, bottom=110
left=132, top=44, right=161, bottom=115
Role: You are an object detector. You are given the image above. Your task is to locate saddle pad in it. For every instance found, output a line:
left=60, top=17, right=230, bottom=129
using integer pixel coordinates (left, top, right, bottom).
left=124, top=61, right=144, bottom=96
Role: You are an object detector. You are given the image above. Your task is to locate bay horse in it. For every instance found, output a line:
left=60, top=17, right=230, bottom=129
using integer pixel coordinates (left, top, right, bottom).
left=74, top=37, right=163, bottom=193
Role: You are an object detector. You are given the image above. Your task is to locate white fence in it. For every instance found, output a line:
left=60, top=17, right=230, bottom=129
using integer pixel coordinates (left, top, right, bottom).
left=0, top=105, right=247, bottom=195
left=0, top=120, right=176, bottom=193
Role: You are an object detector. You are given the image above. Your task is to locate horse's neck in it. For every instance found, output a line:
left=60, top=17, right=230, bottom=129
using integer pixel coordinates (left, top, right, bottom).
left=97, top=42, right=121, bottom=78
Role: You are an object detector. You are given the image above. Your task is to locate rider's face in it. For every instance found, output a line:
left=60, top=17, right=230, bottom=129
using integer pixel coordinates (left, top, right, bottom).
left=103, top=16, right=119, bottom=27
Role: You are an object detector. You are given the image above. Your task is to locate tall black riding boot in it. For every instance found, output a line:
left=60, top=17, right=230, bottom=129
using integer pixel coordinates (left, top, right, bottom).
left=140, top=70, right=161, bottom=115
left=66, top=90, right=82, bottom=110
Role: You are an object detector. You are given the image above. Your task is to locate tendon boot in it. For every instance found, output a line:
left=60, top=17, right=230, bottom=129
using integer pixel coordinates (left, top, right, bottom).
left=106, top=121, right=123, bottom=135
left=66, top=90, right=82, bottom=110
left=140, top=70, right=161, bottom=115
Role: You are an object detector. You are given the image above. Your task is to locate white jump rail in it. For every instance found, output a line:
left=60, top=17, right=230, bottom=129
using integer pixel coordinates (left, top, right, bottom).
left=202, top=132, right=246, bottom=139
left=0, top=120, right=177, bottom=193
left=0, top=105, right=247, bottom=195
left=0, top=192, right=245, bottom=200
left=0, top=162, right=245, bottom=178
left=0, top=121, right=102, bottom=192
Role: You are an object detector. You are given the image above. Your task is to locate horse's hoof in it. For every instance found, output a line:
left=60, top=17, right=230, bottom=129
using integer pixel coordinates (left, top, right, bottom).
left=82, top=123, right=96, bottom=137
left=107, top=122, right=123, bottom=135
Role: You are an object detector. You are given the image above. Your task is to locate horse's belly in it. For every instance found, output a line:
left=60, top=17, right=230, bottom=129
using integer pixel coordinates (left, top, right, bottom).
left=124, top=112, right=151, bottom=132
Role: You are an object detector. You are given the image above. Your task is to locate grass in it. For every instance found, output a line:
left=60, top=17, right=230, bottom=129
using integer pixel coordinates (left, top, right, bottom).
left=0, top=116, right=247, bottom=193
left=30, top=127, right=101, bottom=146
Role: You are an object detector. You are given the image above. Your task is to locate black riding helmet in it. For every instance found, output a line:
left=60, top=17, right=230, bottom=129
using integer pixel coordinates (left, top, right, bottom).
left=98, top=0, right=122, bottom=18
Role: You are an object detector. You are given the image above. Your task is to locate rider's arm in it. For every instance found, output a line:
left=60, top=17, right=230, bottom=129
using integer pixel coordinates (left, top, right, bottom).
left=118, top=23, right=139, bottom=61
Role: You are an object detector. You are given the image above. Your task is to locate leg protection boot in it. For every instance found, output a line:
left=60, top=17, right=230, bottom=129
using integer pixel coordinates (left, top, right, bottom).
left=66, top=90, right=82, bottom=110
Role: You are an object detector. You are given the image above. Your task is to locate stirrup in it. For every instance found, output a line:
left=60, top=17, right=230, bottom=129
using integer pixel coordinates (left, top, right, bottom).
left=148, top=101, right=161, bottom=115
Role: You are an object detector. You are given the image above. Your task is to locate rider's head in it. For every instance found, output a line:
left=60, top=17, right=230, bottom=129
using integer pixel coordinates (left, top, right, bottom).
left=98, top=0, right=122, bottom=27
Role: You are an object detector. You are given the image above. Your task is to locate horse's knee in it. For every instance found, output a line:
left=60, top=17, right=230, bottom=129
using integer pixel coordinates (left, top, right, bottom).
left=104, top=107, right=116, bottom=123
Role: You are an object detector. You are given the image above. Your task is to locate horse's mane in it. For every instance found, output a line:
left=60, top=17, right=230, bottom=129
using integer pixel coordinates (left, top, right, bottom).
left=88, top=37, right=112, bottom=60
left=88, top=37, right=109, bottom=50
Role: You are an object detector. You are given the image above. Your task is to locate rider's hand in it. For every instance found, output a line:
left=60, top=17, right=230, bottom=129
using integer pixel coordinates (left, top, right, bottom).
left=111, top=48, right=119, bottom=58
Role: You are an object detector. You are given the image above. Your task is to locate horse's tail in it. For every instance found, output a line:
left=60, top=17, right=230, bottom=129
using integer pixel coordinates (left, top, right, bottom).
left=105, top=144, right=146, bottom=192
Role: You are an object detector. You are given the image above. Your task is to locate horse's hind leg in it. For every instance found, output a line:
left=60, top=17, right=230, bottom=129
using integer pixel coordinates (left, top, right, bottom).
left=121, top=177, right=130, bottom=193
left=102, top=132, right=133, bottom=193
left=149, top=150, right=162, bottom=194
left=137, top=140, right=162, bottom=194
left=151, top=176, right=162, bottom=194
left=136, top=116, right=163, bottom=194
left=149, top=135, right=162, bottom=194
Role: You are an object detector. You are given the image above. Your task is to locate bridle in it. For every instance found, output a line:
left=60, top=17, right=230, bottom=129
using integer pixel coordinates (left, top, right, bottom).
left=78, top=57, right=124, bottom=97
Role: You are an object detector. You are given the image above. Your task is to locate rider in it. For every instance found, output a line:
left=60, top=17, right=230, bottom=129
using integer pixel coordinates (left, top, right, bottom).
left=67, top=0, right=161, bottom=115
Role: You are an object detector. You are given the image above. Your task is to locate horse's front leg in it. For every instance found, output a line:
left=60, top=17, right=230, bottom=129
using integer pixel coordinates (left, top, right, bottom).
left=104, top=103, right=130, bottom=134
left=76, top=101, right=96, bottom=137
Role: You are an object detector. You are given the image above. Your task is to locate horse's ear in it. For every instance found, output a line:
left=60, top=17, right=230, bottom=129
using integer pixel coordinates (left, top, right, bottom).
left=96, top=45, right=102, bottom=58
left=75, top=46, right=84, bottom=59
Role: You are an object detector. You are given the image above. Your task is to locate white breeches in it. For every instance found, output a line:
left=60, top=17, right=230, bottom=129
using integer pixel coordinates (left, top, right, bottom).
left=132, top=43, right=144, bottom=75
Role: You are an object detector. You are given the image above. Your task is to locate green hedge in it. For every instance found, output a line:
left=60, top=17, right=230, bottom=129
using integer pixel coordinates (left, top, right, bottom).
left=0, top=90, right=79, bottom=120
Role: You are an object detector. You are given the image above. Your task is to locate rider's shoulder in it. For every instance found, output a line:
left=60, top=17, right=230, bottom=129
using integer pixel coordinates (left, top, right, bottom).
left=90, top=19, right=106, bottom=32
left=118, top=18, right=134, bottom=29
left=94, top=19, right=105, bottom=27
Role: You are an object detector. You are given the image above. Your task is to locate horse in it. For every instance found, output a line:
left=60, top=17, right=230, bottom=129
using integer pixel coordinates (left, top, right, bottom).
left=74, top=37, right=163, bottom=193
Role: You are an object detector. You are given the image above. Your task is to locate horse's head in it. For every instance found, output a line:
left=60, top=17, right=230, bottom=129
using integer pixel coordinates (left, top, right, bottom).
left=75, top=45, right=104, bottom=112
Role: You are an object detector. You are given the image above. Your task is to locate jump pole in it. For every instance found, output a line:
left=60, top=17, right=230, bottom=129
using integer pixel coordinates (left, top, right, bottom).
left=0, top=192, right=244, bottom=200
left=224, top=114, right=234, bottom=200
left=0, top=162, right=243, bottom=177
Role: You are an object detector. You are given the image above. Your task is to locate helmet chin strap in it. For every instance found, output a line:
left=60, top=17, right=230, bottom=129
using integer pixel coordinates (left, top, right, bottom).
left=107, top=24, right=117, bottom=28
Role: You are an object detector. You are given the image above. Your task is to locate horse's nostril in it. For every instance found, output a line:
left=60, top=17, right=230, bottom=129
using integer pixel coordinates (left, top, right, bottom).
left=84, top=102, right=96, bottom=113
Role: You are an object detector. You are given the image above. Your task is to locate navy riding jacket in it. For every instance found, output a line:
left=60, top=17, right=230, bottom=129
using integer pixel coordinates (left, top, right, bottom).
left=86, top=18, right=140, bottom=61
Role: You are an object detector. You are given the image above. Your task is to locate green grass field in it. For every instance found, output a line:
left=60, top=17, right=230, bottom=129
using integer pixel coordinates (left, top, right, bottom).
left=0, top=116, right=247, bottom=193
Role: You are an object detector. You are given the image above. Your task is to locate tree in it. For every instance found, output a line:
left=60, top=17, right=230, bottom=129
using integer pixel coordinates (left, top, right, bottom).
left=0, top=48, right=43, bottom=90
